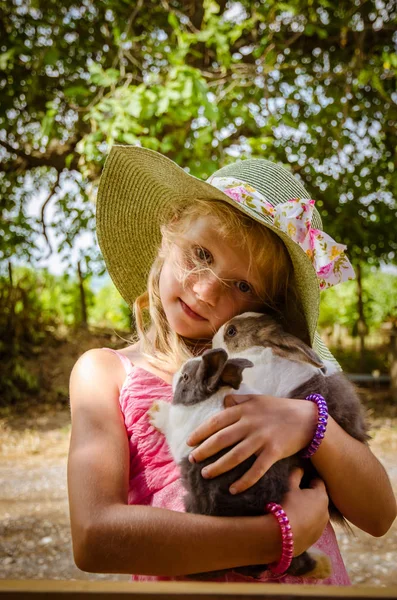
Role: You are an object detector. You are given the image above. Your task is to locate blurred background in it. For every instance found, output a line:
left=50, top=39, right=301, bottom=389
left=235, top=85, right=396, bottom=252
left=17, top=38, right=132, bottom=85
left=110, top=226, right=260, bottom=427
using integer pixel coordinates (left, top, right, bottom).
left=0, top=0, right=396, bottom=586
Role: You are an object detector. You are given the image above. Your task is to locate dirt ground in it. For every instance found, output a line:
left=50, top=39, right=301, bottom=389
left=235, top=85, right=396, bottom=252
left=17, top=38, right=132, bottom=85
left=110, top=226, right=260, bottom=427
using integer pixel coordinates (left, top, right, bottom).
left=0, top=329, right=396, bottom=586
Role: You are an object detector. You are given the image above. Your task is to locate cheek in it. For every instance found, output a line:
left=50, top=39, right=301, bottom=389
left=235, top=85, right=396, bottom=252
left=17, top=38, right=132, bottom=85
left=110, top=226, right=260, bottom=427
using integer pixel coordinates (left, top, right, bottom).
left=213, top=297, right=243, bottom=326
left=218, top=294, right=263, bottom=324
left=159, top=260, right=176, bottom=299
left=164, top=247, right=189, bottom=288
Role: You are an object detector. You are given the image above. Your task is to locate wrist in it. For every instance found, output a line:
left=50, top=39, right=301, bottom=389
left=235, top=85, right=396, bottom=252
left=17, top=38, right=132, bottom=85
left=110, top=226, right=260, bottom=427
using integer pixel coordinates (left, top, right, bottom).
left=254, top=514, right=283, bottom=565
left=300, top=394, right=329, bottom=459
left=291, top=398, right=318, bottom=452
left=265, top=503, right=294, bottom=574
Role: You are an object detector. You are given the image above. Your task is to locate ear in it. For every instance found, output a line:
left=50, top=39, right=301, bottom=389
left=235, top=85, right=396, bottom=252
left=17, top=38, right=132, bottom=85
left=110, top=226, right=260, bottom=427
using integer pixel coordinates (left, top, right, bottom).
left=220, top=358, right=254, bottom=390
left=273, top=332, right=324, bottom=369
left=200, top=348, right=229, bottom=392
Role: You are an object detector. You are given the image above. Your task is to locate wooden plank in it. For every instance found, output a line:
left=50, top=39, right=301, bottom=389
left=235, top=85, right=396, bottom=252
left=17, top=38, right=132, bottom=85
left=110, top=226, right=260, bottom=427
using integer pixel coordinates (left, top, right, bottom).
left=0, top=580, right=397, bottom=600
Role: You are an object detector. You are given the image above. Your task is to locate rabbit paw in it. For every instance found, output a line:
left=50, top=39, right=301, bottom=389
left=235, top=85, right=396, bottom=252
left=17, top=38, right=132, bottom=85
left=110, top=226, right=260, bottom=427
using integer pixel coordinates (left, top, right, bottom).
left=148, top=400, right=169, bottom=433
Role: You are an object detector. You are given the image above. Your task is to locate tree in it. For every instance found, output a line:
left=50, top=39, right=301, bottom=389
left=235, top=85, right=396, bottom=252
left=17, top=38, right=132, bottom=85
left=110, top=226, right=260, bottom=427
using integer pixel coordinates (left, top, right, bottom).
left=1, top=0, right=396, bottom=319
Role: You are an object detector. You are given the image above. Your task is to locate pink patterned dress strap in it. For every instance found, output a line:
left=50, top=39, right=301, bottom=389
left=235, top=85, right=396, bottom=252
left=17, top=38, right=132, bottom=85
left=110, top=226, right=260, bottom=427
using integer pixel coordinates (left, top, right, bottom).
left=101, top=348, right=133, bottom=375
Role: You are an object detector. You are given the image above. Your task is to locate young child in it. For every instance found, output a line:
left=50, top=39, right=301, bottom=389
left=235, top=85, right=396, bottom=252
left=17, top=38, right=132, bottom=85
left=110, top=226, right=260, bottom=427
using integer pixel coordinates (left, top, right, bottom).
left=68, top=146, right=396, bottom=585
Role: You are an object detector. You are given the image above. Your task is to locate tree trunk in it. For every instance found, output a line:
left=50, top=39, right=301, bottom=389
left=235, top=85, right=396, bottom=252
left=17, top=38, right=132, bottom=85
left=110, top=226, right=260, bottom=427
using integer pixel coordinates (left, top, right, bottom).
left=77, top=261, right=88, bottom=328
left=390, top=323, right=397, bottom=402
left=356, top=263, right=367, bottom=372
left=7, top=261, right=15, bottom=345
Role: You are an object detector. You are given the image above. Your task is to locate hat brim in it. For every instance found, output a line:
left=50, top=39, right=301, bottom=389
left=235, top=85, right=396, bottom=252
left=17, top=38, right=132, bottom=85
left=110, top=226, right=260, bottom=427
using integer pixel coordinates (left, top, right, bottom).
left=96, top=146, right=320, bottom=345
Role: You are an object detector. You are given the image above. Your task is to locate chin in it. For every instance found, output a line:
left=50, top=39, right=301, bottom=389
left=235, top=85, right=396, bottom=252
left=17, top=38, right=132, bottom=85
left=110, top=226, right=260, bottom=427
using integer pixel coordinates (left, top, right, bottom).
left=176, top=323, right=212, bottom=341
left=170, top=316, right=212, bottom=341
left=163, top=303, right=209, bottom=340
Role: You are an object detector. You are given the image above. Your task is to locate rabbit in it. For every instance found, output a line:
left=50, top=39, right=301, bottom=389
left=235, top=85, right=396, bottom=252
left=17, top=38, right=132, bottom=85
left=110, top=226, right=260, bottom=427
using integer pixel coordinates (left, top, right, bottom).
left=148, top=312, right=370, bottom=580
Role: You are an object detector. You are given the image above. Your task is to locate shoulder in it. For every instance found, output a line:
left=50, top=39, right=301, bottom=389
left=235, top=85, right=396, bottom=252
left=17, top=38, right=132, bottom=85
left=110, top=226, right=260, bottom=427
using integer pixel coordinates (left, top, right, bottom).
left=70, top=348, right=127, bottom=400
left=117, top=341, right=141, bottom=363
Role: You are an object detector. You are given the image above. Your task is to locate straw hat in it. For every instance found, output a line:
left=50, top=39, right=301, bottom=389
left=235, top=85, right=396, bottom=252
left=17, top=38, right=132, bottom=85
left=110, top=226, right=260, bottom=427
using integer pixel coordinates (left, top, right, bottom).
left=96, top=145, right=354, bottom=351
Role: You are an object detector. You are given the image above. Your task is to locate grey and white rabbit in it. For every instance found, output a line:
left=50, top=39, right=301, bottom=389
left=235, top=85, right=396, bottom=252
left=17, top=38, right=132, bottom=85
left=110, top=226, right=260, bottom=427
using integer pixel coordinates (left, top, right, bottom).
left=149, top=312, right=369, bottom=579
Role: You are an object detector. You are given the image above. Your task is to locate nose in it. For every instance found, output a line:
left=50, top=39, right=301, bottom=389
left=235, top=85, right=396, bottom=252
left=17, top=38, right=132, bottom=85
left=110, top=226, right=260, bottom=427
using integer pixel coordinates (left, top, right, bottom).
left=192, top=272, right=222, bottom=306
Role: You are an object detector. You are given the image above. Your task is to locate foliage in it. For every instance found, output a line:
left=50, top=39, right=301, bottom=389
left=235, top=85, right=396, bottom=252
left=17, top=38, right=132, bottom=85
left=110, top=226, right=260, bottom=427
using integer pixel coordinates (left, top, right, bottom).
left=0, top=262, right=394, bottom=403
left=319, top=268, right=397, bottom=334
left=330, top=346, right=390, bottom=375
left=1, top=0, right=396, bottom=397
left=1, top=0, right=396, bottom=274
left=0, top=265, right=129, bottom=404
left=89, top=281, right=131, bottom=330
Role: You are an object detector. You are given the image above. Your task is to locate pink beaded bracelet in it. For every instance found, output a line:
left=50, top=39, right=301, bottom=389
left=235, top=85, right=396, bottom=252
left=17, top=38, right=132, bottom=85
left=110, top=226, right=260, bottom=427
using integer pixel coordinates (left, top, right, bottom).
left=265, top=502, right=294, bottom=575
left=300, top=393, right=329, bottom=459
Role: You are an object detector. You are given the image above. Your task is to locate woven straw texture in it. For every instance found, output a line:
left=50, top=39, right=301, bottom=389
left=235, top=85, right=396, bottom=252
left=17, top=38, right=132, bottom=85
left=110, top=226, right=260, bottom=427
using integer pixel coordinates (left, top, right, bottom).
left=96, top=146, right=323, bottom=346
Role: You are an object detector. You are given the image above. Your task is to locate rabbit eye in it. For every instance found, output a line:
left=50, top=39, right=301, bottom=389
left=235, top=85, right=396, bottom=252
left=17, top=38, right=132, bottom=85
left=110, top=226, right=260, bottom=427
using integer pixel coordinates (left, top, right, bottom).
left=182, top=372, right=189, bottom=382
left=226, top=325, right=237, bottom=337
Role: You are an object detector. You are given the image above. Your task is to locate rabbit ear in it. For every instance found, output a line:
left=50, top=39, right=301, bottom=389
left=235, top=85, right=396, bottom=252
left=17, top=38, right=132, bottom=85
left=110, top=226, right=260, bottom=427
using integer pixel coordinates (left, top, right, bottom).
left=220, top=358, right=253, bottom=390
left=272, top=331, right=324, bottom=368
left=200, top=348, right=229, bottom=392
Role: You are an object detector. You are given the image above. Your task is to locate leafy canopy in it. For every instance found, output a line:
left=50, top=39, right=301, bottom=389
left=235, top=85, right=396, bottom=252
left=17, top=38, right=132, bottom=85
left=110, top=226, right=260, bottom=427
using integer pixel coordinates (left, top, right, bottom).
left=1, top=0, right=396, bottom=272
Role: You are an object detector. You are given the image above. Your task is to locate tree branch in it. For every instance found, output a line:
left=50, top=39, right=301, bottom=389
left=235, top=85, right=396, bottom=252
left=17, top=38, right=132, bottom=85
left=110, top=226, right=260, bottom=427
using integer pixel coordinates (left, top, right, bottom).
left=40, top=170, right=61, bottom=257
left=0, top=139, right=80, bottom=173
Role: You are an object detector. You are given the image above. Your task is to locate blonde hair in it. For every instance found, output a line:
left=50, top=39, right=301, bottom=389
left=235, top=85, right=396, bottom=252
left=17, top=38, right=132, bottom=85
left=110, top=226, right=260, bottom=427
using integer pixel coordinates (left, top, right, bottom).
left=133, top=199, right=296, bottom=372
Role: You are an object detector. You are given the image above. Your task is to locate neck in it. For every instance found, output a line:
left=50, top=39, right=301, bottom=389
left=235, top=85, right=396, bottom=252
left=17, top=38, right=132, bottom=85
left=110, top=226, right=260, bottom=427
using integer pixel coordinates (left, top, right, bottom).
left=185, top=337, right=212, bottom=356
left=142, top=324, right=212, bottom=373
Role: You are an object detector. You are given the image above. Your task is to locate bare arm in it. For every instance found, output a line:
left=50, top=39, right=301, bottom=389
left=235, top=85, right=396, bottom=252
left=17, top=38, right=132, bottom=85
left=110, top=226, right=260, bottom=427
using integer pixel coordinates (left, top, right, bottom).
left=68, top=350, right=329, bottom=575
left=312, top=416, right=396, bottom=537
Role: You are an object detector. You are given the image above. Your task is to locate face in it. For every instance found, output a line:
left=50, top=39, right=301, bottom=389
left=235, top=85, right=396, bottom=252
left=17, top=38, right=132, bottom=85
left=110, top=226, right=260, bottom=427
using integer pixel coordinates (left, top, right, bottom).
left=159, top=216, right=265, bottom=340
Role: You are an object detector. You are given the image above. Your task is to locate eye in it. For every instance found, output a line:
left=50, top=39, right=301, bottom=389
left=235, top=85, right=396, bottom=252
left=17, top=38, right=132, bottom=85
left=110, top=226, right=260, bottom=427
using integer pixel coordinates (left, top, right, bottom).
left=194, top=246, right=212, bottom=264
left=182, top=372, right=189, bottom=382
left=236, top=281, right=252, bottom=293
left=226, top=325, right=237, bottom=337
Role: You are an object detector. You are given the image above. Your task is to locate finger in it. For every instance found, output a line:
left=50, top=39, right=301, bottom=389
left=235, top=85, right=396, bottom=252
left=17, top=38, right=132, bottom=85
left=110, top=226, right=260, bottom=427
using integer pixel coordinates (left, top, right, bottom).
left=200, top=438, right=263, bottom=480
left=228, top=451, right=275, bottom=495
left=288, top=468, right=305, bottom=490
left=224, top=395, right=238, bottom=408
left=223, top=394, right=255, bottom=408
left=187, top=406, right=240, bottom=447
left=189, top=422, right=244, bottom=463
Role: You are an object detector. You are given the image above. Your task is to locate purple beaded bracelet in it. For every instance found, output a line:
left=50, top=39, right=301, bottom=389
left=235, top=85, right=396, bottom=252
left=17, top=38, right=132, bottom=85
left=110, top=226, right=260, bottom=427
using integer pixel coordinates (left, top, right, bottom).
left=265, top=502, right=294, bottom=574
left=300, top=393, right=329, bottom=459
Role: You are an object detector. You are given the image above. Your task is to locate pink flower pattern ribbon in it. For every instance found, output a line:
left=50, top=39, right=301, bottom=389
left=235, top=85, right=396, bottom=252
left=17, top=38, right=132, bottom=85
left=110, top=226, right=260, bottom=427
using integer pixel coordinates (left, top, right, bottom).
left=209, top=176, right=355, bottom=291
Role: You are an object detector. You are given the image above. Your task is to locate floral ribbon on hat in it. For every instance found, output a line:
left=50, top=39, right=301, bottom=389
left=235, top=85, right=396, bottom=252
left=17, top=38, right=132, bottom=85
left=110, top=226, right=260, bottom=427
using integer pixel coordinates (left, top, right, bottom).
left=208, top=177, right=355, bottom=291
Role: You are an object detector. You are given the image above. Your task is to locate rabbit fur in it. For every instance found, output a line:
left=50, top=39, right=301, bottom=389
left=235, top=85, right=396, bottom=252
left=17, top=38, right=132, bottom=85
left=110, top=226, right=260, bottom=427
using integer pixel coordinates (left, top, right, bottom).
left=148, top=312, right=369, bottom=579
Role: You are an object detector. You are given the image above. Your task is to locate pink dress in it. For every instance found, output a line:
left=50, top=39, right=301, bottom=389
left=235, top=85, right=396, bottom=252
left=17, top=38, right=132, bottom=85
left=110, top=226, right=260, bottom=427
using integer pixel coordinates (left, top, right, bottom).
left=109, top=349, right=351, bottom=585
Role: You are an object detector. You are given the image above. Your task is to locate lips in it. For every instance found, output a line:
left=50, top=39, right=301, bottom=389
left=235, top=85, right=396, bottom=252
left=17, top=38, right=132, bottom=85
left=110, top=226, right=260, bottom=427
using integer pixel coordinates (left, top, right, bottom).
left=179, top=299, right=207, bottom=321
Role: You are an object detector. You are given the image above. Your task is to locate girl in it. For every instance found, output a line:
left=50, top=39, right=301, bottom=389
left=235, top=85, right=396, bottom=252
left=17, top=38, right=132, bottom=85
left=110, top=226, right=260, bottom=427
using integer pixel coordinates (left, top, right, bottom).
left=68, top=146, right=396, bottom=584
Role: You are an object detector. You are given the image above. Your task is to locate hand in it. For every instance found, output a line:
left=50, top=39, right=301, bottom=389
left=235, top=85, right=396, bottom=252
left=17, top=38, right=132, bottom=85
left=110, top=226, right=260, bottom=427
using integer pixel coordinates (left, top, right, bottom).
left=282, top=468, right=329, bottom=556
left=186, top=394, right=317, bottom=494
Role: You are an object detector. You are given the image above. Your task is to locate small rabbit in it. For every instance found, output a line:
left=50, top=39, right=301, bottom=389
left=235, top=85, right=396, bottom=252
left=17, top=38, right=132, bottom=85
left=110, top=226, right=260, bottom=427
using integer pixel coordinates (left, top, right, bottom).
left=149, top=312, right=369, bottom=579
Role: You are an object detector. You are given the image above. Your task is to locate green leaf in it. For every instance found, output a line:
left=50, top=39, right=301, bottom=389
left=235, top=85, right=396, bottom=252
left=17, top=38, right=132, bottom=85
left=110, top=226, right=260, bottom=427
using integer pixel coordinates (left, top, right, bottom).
left=168, top=12, right=179, bottom=31
left=121, top=133, right=137, bottom=144
left=0, top=48, right=16, bottom=69
left=41, top=109, right=56, bottom=139
left=371, top=74, right=385, bottom=96
left=203, top=0, right=220, bottom=21
left=64, top=85, right=91, bottom=99
left=277, top=3, right=297, bottom=13
left=357, top=69, right=371, bottom=86
left=181, top=77, right=193, bottom=100
left=89, top=64, right=120, bottom=87
left=65, top=153, right=74, bottom=169
left=44, top=48, right=59, bottom=66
